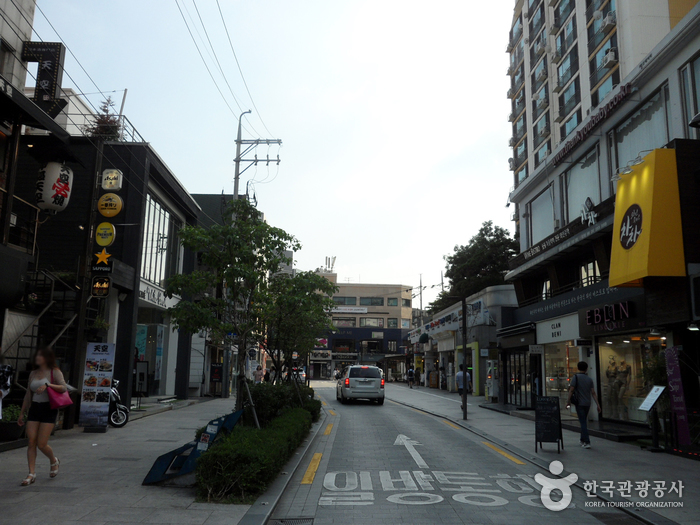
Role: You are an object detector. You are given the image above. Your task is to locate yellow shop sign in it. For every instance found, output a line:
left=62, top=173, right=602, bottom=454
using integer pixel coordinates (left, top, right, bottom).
left=609, top=149, right=685, bottom=287
left=95, top=222, right=116, bottom=247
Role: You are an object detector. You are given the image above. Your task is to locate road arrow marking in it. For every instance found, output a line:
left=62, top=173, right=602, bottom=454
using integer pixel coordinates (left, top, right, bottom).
left=394, top=434, right=428, bottom=469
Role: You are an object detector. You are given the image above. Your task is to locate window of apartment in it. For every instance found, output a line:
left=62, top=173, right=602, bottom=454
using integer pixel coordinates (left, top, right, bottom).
left=141, top=194, right=182, bottom=286
left=587, top=0, right=616, bottom=53
left=514, top=113, right=526, bottom=139
left=561, top=109, right=581, bottom=139
left=402, top=298, right=411, bottom=308
left=528, top=185, right=554, bottom=245
left=513, top=65, right=525, bottom=89
left=564, top=148, right=599, bottom=222
left=511, top=15, right=523, bottom=44
left=401, top=319, right=411, bottom=329
left=387, top=298, right=398, bottom=307
left=542, top=279, right=551, bottom=300
left=591, top=69, right=620, bottom=107
left=532, top=57, right=548, bottom=90
left=387, top=318, right=398, bottom=328
left=333, top=296, right=357, bottom=305
left=360, top=297, right=384, bottom=306
left=511, top=38, right=525, bottom=69
left=680, top=54, right=700, bottom=139
left=533, top=84, right=549, bottom=120
left=557, top=45, right=578, bottom=87
left=609, top=85, right=670, bottom=173
left=333, top=317, right=356, bottom=327
left=515, top=139, right=528, bottom=166
left=556, top=17, right=576, bottom=56
left=559, top=77, right=580, bottom=117
left=580, top=260, right=601, bottom=287
left=590, top=34, right=618, bottom=89
left=555, top=0, right=575, bottom=26
left=360, top=317, right=384, bottom=328
left=516, top=164, right=529, bottom=186
left=529, top=2, right=545, bottom=36
left=533, top=114, right=550, bottom=147
left=513, top=88, right=526, bottom=116
left=534, top=140, right=550, bottom=168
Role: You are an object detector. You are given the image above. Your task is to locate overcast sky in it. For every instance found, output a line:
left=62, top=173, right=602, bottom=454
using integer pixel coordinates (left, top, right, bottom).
left=31, top=0, right=515, bottom=306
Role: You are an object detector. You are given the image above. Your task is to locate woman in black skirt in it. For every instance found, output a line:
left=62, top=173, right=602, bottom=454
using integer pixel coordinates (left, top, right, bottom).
left=18, top=347, right=67, bottom=486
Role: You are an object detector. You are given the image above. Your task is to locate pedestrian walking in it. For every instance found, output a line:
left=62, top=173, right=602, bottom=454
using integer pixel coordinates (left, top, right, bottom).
left=253, top=365, right=264, bottom=384
left=263, top=368, right=271, bottom=382
left=18, top=347, right=67, bottom=486
left=455, top=364, right=471, bottom=410
left=566, top=361, right=602, bottom=449
left=407, top=367, right=415, bottom=389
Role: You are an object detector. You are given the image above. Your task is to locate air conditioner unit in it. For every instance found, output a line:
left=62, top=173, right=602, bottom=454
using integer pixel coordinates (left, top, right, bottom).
left=510, top=212, right=517, bottom=221
left=602, top=48, right=618, bottom=69
left=537, top=68, right=548, bottom=82
left=506, top=41, right=514, bottom=53
left=507, top=65, right=515, bottom=76
left=551, top=18, right=561, bottom=33
left=602, top=11, right=616, bottom=33
left=538, top=96, right=549, bottom=109
left=509, top=137, right=516, bottom=147
left=508, top=112, right=516, bottom=122
left=509, top=158, right=515, bottom=171
left=536, top=42, right=546, bottom=56
left=507, top=88, right=515, bottom=98
left=552, top=49, right=562, bottom=63
left=554, top=111, right=564, bottom=123
left=539, top=125, right=550, bottom=137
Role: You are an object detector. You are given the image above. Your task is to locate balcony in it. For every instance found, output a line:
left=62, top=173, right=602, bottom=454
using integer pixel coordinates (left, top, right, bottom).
left=586, top=0, right=606, bottom=23
left=559, top=94, right=580, bottom=118
left=556, top=31, right=576, bottom=60
left=557, top=64, right=577, bottom=89
left=513, top=150, right=528, bottom=169
left=588, top=9, right=616, bottom=54
left=555, top=0, right=575, bottom=27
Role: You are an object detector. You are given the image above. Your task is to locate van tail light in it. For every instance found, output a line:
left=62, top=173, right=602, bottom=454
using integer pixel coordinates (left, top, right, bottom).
left=345, top=378, right=350, bottom=387
left=381, top=378, right=385, bottom=389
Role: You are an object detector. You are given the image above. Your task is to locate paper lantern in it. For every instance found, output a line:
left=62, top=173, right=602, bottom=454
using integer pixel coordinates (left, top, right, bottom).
left=36, top=162, right=73, bottom=213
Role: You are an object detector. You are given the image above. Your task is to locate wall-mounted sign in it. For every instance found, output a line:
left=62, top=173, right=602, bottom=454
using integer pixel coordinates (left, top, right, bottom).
left=92, top=248, right=113, bottom=273
left=91, top=276, right=111, bottom=298
left=578, top=296, right=646, bottom=337
left=371, top=331, right=384, bottom=339
left=101, top=169, right=123, bottom=191
left=332, top=306, right=368, bottom=314
left=95, top=222, right=116, bottom=247
left=529, top=345, right=544, bottom=354
left=97, top=193, right=123, bottom=218
left=311, top=350, right=331, bottom=360
left=138, top=281, right=177, bottom=309
left=36, top=162, right=73, bottom=213
left=619, top=204, right=642, bottom=250
left=536, top=313, right=580, bottom=344
left=22, top=42, right=67, bottom=117
left=554, top=83, right=632, bottom=165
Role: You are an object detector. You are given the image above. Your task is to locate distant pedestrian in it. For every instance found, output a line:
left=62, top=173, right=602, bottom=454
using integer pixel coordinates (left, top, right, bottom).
left=414, top=369, right=420, bottom=389
left=407, top=367, right=415, bottom=389
left=263, top=369, right=271, bottom=382
left=566, top=361, right=601, bottom=449
left=455, top=364, right=471, bottom=410
left=18, top=347, right=67, bottom=486
left=253, top=365, right=264, bottom=384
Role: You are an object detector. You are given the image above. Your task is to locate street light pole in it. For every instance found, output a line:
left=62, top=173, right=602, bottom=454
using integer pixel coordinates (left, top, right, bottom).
left=233, top=110, right=251, bottom=200
left=461, top=297, right=468, bottom=421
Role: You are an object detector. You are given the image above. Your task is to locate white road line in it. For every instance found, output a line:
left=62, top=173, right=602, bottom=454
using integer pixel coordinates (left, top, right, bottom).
left=394, top=434, right=429, bottom=469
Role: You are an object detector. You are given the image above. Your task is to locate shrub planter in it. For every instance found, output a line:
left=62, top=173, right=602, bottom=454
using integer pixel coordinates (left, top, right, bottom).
left=0, top=421, right=24, bottom=442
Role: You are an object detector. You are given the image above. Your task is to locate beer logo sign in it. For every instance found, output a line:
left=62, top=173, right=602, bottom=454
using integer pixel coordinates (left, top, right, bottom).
left=97, top=193, right=123, bottom=218
left=101, top=169, right=123, bottom=191
left=619, top=204, right=642, bottom=249
left=95, top=222, right=116, bottom=247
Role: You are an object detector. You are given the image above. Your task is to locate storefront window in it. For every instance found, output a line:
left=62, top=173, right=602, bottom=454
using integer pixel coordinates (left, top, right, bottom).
left=333, top=317, right=356, bottom=327
left=387, top=318, right=398, bottom=328
left=529, top=185, right=554, bottom=245
left=598, top=335, right=664, bottom=423
left=564, top=147, right=599, bottom=222
left=360, top=317, right=384, bottom=328
left=543, top=342, right=577, bottom=410
left=141, top=194, right=182, bottom=287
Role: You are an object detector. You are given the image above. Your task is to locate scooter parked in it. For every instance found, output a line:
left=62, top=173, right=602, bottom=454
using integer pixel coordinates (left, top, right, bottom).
left=109, top=379, right=130, bottom=428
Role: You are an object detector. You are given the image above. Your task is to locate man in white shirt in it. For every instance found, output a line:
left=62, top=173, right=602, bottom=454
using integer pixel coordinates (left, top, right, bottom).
left=455, top=364, right=471, bottom=410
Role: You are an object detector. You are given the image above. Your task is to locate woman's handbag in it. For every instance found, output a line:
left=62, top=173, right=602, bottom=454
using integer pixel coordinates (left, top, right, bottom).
left=47, top=370, right=73, bottom=410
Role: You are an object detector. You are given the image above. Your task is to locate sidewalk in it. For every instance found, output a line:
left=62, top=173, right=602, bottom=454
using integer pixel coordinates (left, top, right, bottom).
left=385, top=382, right=699, bottom=525
left=0, top=398, right=249, bottom=525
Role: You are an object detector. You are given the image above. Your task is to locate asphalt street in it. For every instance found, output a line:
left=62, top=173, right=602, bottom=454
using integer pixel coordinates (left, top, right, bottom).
left=271, top=381, right=646, bottom=525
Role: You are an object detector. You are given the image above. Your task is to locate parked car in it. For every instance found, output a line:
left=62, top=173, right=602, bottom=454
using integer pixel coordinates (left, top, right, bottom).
left=287, top=367, right=306, bottom=382
left=336, top=365, right=385, bottom=405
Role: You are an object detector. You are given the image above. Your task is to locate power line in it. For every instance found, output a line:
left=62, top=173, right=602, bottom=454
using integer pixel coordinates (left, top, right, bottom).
left=216, top=0, right=274, bottom=136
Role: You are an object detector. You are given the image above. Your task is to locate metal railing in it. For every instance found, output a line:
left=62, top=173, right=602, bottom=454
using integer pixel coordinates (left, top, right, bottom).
left=0, top=190, right=39, bottom=255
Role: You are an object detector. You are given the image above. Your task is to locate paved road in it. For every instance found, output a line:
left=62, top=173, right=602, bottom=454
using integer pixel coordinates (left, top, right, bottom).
left=272, top=381, right=645, bottom=525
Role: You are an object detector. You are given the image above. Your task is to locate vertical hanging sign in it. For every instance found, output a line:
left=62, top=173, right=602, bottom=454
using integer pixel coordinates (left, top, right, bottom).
left=79, top=342, right=116, bottom=428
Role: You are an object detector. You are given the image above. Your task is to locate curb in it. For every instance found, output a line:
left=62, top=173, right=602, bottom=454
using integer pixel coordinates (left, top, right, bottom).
left=130, top=399, right=199, bottom=421
left=238, top=409, right=328, bottom=525
left=388, top=396, right=678, bottom=525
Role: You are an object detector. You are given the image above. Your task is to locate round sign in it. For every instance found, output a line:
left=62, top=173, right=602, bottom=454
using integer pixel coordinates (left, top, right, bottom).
left=619, top=204, right=642, bottom=249
left=97, top=193, right=123, bottom=218
left=95, top=222, right=116, bottom=247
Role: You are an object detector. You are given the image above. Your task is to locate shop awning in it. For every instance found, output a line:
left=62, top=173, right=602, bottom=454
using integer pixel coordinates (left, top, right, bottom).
left=0, top=74, right=70, bottom=143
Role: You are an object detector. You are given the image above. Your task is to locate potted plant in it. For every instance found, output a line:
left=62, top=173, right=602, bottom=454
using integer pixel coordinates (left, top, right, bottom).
left=0, top=404, right=25, bottom=441
left=87, top=315, right=111, bottom=340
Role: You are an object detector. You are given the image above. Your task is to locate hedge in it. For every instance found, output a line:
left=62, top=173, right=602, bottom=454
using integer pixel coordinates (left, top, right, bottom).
left=196, top=407, right=312, bottom=502
left=243, top=382, right=320, bottom=427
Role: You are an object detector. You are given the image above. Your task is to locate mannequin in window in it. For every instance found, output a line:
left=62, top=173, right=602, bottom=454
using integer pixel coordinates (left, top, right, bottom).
left=615, top=360, right=632, bottom=420
left=606, top=356, right=618, bottom=415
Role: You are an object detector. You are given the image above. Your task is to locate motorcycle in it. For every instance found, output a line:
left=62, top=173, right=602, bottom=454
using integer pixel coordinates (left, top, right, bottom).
left=108, top=379, right=130, bottom=428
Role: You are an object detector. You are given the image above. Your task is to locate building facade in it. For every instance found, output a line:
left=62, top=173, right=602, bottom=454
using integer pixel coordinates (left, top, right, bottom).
left=500, top=0, right=700, bottom=451
left=317, top=273, right=412, bottom=377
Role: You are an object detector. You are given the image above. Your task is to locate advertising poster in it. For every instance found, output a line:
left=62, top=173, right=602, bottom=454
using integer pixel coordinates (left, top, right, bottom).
left=135, top=324, right=147, bottom=361
left=79, top=342, right=116, bottom=427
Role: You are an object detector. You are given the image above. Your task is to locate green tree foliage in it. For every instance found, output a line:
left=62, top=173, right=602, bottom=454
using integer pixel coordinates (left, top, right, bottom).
left=84, top=97, right=121, bottom=140
left=428, top=221, right=518, bottom=312
left=262, top=271, right=338, bottom=378
left=166, top=198, right=300, bottom=404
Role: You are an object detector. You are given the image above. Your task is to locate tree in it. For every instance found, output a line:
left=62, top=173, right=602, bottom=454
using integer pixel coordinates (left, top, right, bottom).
left=262, top=271, right=338, bottom=381
left=166, top=198, right=300, bottom=408
left=429, top=221, right=518, bottom=310
left=84, top=97, right=121, bottom=140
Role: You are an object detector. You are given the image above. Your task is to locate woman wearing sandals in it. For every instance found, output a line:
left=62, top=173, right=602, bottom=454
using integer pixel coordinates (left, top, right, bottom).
left=17, top=347, right=67, bottom=486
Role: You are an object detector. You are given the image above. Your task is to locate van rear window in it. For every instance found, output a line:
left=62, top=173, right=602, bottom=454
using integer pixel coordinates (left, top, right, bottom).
left=349, top=367, right=381, bottom=378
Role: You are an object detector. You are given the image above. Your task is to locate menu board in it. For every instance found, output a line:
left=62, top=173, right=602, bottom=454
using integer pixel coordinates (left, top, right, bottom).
left=535, top=396, right=563, bottom=452
left=79, top=342, right=116, bottom=427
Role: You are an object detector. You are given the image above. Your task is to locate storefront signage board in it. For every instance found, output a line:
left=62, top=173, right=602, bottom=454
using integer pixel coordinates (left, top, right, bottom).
left=578, top=295, right=646, bottom=337
left=529, top=345, right=544, bottom=354
left=79, top=342, right=116, bottom=428
left=535, top=396, right=564, bottom=453
left=638, top=386, right=665, bottom=412
left=332, top=306, right=367, bottom=314
left=97, top=193, right=123, bottom=218
left=91, top=276, right=110, bottom=298
left=536, top=314, right=579, bottom=344
left=665, top=347, right=691, bottom=446
left=210, top=363, right=222, bottom=383
left=101, top=169, right=123, bottom=191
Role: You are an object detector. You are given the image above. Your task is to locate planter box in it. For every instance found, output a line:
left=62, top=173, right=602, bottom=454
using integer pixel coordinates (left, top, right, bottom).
left=0, top=421, right=25, bottom=442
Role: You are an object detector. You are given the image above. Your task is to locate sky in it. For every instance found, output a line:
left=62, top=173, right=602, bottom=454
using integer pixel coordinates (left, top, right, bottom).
left=30, top=0, right=516, bottom=307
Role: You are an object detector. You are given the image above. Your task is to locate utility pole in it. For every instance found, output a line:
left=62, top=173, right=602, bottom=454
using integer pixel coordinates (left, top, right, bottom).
left=419, top=274, right=423, bottom=319
left=232, top=110, right=282, bottom=200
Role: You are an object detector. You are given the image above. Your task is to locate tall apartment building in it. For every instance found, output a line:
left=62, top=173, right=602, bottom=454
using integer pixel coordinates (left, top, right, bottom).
left=499, top=0, right=700, bottom=450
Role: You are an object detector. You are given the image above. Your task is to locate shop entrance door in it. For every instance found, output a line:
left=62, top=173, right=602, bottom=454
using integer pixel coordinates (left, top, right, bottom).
left=530, top=354, right=542, bottom=407
left=507, top=351, right=531, bottom=408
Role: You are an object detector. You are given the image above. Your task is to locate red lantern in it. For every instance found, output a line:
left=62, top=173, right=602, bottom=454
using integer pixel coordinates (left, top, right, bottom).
left=36, top=162, right=73, bottom=213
